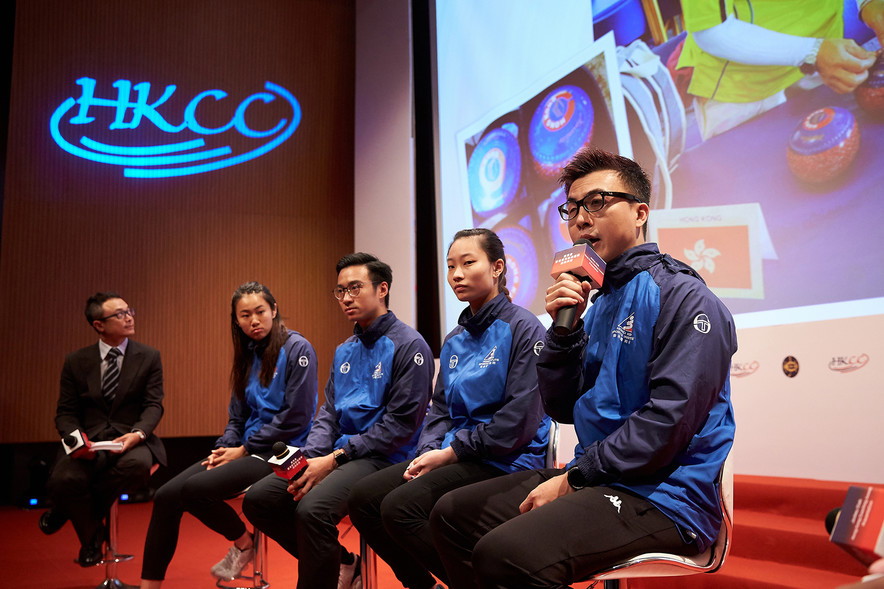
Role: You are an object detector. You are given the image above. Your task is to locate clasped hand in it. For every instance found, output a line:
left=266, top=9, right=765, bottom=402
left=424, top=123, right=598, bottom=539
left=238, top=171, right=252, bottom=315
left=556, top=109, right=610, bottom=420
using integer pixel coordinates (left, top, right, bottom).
left=403, top=447, right=458, bottom=481
left=202, top=445, right=247, bottom=470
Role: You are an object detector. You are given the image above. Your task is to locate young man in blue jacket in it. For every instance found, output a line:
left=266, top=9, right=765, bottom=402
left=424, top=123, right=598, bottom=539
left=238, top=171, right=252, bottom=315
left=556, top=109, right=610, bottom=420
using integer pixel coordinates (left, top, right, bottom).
left=430, top=148, right=736, bottom=588
left=243, top=253, right=434, bottom=589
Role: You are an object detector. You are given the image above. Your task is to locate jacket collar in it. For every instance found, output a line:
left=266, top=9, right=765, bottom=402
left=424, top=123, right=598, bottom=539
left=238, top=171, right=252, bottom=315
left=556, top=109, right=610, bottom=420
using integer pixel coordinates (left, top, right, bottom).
left=353, top=311, right=396, bottom=346
left=596, top=243, right=704, bottom=296
left=457, top=292, right=508, bottom=336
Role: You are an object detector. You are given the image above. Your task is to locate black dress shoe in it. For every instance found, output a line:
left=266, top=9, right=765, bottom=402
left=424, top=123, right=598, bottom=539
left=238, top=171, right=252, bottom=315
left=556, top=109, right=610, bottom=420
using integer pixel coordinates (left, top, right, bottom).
left=77, top=530, right=105, bottom=567
left=38, top=509, right=68, bottom=535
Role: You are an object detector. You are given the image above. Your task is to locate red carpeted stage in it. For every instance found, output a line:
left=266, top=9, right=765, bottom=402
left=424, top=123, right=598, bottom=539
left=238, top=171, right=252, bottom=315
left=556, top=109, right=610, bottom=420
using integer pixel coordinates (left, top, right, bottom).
left=5, top=497, right=396, bottom=589
left=6, top=475, right=877, bottom=589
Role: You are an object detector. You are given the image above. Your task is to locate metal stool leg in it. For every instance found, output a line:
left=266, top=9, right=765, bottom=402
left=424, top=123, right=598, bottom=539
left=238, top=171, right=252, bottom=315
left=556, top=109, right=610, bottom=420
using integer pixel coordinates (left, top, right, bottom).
left=216, top=529, right=269, bottom=589
left=94, top=498, right=136, bottom=589
left=359, top=534, right=377, bottom=589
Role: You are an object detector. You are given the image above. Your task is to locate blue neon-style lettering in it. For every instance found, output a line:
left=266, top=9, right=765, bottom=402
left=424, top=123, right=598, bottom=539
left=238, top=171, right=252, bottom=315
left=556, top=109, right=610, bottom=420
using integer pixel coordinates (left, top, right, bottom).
left=124, top=82, right=300, bottom=178
left=51, top=99, right=232, bottom=165
left=183, top=90, right=236, bottom=135
left=119, top=81, right=186, bottom=132
left=233, top=93, right=286, bottom=138
left=50, top=78, right=301, bottom=178
left=81, top=137, right=207, bottom=156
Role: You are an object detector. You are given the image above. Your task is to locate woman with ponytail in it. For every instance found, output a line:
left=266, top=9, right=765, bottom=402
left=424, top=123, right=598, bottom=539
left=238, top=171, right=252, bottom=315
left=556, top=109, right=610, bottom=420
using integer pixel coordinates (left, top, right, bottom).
left=140, top=282, right=318, bottom=588
left=347, top=228, right=550, bottom=589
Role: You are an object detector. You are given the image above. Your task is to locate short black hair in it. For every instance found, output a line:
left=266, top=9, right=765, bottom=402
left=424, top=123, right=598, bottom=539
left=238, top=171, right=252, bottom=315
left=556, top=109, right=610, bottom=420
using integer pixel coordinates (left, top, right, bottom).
left=559, top=148, right=651, bottom=238
left=559, top=147, right=651, bottom=204
left=85, top=291, right=124, bottom=324
left=335, top=252, right=392, bottom=307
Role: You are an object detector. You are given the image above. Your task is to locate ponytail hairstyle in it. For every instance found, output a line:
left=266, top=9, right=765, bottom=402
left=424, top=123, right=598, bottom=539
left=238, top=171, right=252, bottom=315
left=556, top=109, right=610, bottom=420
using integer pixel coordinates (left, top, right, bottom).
left=448, top=228, right=511, bottom=301
left=230, top=281, right=288, bottom=400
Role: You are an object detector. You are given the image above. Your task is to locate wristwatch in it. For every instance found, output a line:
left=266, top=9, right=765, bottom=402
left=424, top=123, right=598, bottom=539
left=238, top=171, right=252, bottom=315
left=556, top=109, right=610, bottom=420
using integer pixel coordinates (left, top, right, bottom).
left=132, top=430, right=146, bottom=441
left=333, top=448, right=350, bottom=466
left=566, top=466, right=587, bottom=490
left=800, top=38, right=824, bottom=75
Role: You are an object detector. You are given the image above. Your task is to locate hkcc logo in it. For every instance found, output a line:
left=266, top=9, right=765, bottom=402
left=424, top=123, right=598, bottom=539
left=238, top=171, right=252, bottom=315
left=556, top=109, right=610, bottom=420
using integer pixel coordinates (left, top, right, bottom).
left=50, top=77, right=301, bottom=178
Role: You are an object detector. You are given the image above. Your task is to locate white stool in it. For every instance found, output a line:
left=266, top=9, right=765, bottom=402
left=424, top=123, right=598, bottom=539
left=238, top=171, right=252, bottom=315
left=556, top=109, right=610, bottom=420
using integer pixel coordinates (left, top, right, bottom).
left=585, top=453, right=734, bottom=589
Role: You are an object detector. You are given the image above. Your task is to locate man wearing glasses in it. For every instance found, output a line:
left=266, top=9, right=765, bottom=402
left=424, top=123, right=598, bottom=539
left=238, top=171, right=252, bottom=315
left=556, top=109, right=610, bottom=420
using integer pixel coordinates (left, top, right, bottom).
left=41, top=292, right=165, bottom=568
left=431, top=148, right=736, bottom=588
left=244, top=253, right=434, bottom=589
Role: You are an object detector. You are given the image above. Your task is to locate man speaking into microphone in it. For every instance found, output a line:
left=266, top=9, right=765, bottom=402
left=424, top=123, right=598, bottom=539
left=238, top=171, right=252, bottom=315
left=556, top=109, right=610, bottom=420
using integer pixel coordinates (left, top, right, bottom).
left=431, top=148, right=737, bottom=588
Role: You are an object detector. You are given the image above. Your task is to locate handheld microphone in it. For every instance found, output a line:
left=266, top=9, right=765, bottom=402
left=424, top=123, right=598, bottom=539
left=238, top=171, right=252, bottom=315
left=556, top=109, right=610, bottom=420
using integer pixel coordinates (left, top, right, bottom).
left=269, top=441, right=307, bottom=481
left=825, top=507, right=840, bottom=535
left=62, top=430, right=95, bottom=459
left=550, top=239, right=606, bottom=335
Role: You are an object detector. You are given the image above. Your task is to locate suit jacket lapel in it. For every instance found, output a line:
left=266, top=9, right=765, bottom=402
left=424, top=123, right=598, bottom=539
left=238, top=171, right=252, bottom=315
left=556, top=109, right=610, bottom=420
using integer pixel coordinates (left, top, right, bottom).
left=84, top=344, right=104, bottom=404
left=113, top=342, right=143, bottom=410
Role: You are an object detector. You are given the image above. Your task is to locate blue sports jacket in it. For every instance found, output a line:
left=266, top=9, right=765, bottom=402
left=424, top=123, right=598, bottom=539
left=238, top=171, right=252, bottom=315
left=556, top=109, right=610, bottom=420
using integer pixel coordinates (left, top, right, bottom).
left=306, top=311, right=434, bottom=464
left=538, top=243, right=736, bottom=552
left=417, top=293, right=550, bottom=473
left=216, top=330, right=318, bottom=456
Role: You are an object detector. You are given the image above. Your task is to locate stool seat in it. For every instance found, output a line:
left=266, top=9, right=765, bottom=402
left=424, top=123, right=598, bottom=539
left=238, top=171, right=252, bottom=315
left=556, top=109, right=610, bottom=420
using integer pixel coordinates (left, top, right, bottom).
left=586, top=452, right=733, bottom=589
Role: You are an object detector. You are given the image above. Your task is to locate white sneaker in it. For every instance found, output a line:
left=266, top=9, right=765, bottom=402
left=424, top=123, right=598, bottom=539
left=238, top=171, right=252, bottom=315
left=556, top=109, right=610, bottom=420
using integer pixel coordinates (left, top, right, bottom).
left=337, top=552, right=361, bottom=589
left=211, top=544, right=254, bottom=580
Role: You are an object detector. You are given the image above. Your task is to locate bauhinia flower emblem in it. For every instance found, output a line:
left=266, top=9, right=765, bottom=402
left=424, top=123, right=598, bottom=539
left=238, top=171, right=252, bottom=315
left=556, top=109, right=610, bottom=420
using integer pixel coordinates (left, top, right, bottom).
left=684, top=239, right=720, bottom=273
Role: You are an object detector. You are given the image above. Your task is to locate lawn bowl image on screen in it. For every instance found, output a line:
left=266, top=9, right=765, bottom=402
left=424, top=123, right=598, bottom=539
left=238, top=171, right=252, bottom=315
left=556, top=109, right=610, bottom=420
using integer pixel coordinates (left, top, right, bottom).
left=496, top=225, right=538, bottom=310
left=545, top=194, right=573, bottom=254
left=467, top=127, right=522, bottom=218
left=855, top=53, right=884, bottom=118
left=529, top=84, right=594, bottom=178
left=786, top=106, right=860, bottom=184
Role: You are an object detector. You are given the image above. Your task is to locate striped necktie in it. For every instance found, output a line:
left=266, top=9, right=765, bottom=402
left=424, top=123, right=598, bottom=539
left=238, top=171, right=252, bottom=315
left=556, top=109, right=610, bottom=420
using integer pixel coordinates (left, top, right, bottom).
left=102, top=347, right=121, bottom=402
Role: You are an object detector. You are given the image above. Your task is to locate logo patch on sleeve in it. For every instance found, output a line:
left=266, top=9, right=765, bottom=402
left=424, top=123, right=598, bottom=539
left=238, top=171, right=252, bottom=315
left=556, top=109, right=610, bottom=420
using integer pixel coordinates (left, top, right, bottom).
left=693, top=313, right=711, bottom=334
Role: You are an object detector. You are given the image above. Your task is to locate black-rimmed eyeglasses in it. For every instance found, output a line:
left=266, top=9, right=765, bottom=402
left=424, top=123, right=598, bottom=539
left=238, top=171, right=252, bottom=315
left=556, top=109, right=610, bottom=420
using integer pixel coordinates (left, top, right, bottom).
left=557, top=191, right=643, bottom=221
left=98, top=308, right=135, bottom=321
left=332, top=282, right=380, bottom=301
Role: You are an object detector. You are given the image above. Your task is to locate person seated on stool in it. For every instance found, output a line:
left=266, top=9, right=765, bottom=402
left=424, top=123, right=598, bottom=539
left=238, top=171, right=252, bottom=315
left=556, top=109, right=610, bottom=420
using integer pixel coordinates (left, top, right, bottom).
left=41, top=291, right=166, bottom=568
left=429, top=148, right=737, bottom=588
left=243, top=253, right=434, bottom=589
left=139, top=282, right=318, bottom=588
left=347, top=228, right=549, bottom=589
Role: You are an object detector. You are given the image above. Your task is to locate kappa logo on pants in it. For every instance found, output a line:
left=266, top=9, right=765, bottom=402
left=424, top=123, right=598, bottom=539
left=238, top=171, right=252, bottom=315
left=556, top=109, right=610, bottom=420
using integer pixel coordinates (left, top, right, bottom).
left=604, top=494, right=622, bottom=514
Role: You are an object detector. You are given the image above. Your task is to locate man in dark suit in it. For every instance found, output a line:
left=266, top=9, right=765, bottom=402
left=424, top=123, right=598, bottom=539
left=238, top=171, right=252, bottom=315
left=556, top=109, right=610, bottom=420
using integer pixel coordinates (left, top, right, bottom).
left=40, top=291, right=166, bottom=567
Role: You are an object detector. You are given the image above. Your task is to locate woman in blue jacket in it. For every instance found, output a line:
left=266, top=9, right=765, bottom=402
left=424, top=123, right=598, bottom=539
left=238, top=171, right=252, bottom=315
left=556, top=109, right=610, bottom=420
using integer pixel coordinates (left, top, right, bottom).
left=139, top=282, right=318, bottom=588
left=347, top=228, right=550, bottom=589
